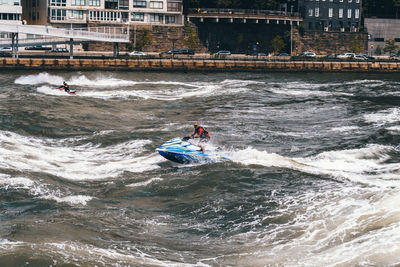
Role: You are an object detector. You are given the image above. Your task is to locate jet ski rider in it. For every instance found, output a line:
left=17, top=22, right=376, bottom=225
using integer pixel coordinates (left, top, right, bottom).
left=189, top=122, right=211, bottom=154
left=59, top=81, right=70, bottom=93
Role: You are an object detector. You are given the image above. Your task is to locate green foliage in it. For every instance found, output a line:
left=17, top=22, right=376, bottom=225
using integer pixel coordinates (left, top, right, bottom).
left=350, top=37, right=361, bottom=53
left=184, top=27, right=200, bottom=50
left=135, top=29, right=152, bottom=51
left=375, top=46, right=383, bottom=55
left=271, top=35, right=284, bottom=54
left=384, top=39, right=399, bottom=54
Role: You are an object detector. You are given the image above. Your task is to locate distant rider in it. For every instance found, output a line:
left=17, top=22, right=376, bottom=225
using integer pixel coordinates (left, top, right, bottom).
left=59, top=81, right=70, bottom=93
left=189, top=122, right=211, bottom=154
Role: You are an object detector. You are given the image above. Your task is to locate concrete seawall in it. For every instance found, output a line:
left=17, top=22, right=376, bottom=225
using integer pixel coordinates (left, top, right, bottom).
left=1, top=58, right=400, bottom=72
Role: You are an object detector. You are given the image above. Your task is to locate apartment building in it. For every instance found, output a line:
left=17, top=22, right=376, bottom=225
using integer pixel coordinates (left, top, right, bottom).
left=23, top=0, right=183, bottom=27
left=287, top=0, right=362, bottom=31
left=0, top=0, right=22, bottom=24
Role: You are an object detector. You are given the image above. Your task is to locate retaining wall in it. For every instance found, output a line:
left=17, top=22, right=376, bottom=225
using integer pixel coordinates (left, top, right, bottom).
left=1, top=58, right=400, bottom=72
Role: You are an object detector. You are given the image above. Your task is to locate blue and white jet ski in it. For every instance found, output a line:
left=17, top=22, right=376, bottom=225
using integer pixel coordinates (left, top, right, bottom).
left=156, top=138, right=230, bottom=164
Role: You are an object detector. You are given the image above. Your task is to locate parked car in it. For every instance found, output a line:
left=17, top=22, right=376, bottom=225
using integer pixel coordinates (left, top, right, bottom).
left=129, top=51, right=147, bottom=56
left=180, top=49, right=195, bottom=55
left=165, top=49, right=182, bottom=55
left=0, top=51, right=11, bottom=57
left=50, top=48, right=68, bottom=53
left=300, top=52, right=316, bottom=58
left=353, top=54, right=367, bottom=60
left=214, top=50, right=231, bottom=55
left=337, top=53, right=355, bottom=59
left=257, top=52, right=267, bottom=56
left=0, top=47, right=12, bottom=52
left=25, top=45, right=51, bottom=50
left=278, top=53, right=290, bottom=56
left=390, top=54, right=400, bottom=60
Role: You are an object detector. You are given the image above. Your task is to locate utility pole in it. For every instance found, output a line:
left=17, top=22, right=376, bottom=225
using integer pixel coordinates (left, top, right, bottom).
left=290, top=20, right=293, bottom=56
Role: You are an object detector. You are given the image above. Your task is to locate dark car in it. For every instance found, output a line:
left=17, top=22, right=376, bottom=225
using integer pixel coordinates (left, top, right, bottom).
left=165, top=49, right=182, bottom=55
left=0, top=51, right=11, bottom=57
left=278, top=53, right=290, bottom=56
left=25, top=45, right=51, bottom=50
left=179, top=49, right=195, bottom=55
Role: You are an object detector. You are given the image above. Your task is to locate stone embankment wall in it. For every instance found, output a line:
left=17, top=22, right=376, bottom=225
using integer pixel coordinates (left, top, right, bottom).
left=87, top=23, right=207, bottom=53
left=1, top=58, right=400, bottom=72
left=292, top=29, right=368, bottom=55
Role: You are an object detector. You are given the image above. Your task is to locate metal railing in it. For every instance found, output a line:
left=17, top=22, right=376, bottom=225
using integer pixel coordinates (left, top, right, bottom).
left=189, top=8, right=300, bottom=17
left=0, top=24, right=130, bottom=43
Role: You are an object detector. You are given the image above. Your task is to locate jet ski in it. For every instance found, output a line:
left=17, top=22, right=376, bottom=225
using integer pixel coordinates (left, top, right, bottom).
left=156, top=137, right=230, bottom=164
left=56, top=88, right=77, bottom=95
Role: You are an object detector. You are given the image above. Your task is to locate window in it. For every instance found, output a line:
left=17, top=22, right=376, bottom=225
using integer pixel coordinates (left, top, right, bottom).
left=308, top=8, right=313, bottom=17
left=348, top=0, right=352, bottom=2
left=356, top=0, right=360, bottom=2
left=315, top=7, right=319, bottom=17
left=50, top=9, right=66, bottom=20
left=131, top=12, right=144, bottom=21
left=150, top=13, right=162, bottom=22
left=374, top=38, right=384, bottom=42
left=339, top=8, right=343, bottom=18
left=69, top=10, right=83, bottom=19
left=355, top=9, right=359, bottom=19
left=347, top=9, right=351, bottom=18
left=133, top=0, right=146, bottom=7
left=49, top=0, right=66, bottom=6
left=149, top=1, right=162, bottom=8
left=89, top=0, right=99, bottom=6
left=105, top=0, right=118, bottom=9
left=165, top=15, right=175, bottom=24
left=167, top=2, right=181, bottom=12
left=329, top=8, right=333, bottom=18
left=119, top=0, right=128, bottom=9
left=71, top=0, right=86, bottom=5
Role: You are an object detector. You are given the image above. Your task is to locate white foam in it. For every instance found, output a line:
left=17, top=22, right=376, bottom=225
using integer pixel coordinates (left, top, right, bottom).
left=0, top=130, right=161, bottom=181
left=0, top=174, right=93, bottom=205
left=36, top=85, right=73, bottom=96
left=331, top=126, right=360, bottom=132
left=228, top=144, right=400, bottom=187
left=364, top=108, right=400, bottom=125
left=127, top=177, right=163, bottom=187
left=15, top=72, right=64, bottom=86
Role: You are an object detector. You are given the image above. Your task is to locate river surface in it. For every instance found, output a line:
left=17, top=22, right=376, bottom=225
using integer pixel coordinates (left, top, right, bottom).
left=1, top=70, right=400, bottom=266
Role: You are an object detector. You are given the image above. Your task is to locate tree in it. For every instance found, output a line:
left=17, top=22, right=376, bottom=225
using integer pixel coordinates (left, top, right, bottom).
left=184, top=27, right=200, bottom=50
left=135, top=29, right=152, bottom=51
left=384, top=39, right=399, bottom=55
left=375, top=46, right=383, bottom=55
left=350, top=37, right=361, bottom=53
left=271, top=35, right=284, bottom=54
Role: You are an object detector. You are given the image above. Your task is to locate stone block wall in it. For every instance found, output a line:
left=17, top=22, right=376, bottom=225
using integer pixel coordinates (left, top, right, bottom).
left=87, top=22, right=206, bottom=53
left=293, top=29, right=368, bottom=55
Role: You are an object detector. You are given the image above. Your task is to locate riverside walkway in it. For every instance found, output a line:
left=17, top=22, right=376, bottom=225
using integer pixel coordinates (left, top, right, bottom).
left=0, top=23, right=129, bottom=59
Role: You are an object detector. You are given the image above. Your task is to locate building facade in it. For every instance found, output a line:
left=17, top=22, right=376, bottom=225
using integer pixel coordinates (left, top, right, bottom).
left=287, top=0, right=362, bottom=32
left=365, top=18, right=400, bottom=55
left=23, top=0, right=183, bottom=27
left=0, top=0, right=22, bottom=24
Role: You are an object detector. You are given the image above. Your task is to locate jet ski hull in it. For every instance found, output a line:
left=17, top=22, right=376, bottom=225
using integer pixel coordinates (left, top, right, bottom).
left=156, top=138, right=229, bottom=164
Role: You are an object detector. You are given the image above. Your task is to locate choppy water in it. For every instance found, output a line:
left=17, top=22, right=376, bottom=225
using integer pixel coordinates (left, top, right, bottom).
left=1, top=70, right=400, bottom=266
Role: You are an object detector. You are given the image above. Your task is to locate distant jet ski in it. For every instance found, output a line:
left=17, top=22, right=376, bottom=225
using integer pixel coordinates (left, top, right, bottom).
left=156, top=137, right=230, bottom=164
left=56, top=88, right=77, bottom=95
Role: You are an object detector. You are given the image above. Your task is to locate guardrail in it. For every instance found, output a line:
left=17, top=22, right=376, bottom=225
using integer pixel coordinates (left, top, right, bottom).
left=189, top=8, right=300, bottom=17
left=0, top=24, right=129, bottom=43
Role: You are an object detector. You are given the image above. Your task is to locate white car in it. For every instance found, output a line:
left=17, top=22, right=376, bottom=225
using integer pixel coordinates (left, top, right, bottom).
left=0, top=47, right=12, bottom=52
left=337, top=53, right=355, bottom=59
left=129, top=51, right=147, bottom=56
left=301, top=52, right=316, bottom=57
